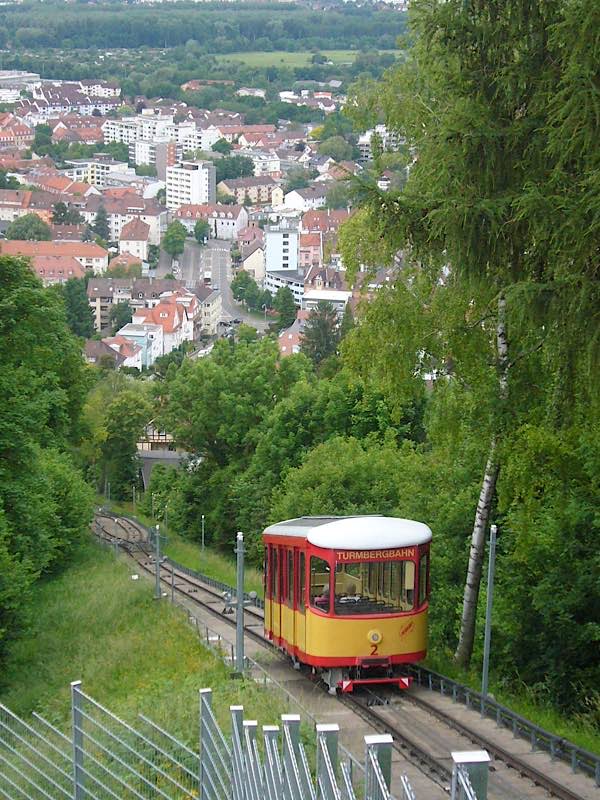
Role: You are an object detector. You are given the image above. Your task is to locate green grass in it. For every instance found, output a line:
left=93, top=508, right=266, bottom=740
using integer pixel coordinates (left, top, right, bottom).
left=103, top=498, right=264, bottom=598
left=425, top=651, right=600, bottom=755
left=0, top=539, right=278, bottom=742
left=214, top=49, right=398, bottom=68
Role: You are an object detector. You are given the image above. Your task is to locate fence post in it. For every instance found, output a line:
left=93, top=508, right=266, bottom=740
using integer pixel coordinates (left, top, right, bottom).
left=263, top=725, right=282, bottom=800
left=364, top=734, right=392, bottom=800
left=317, top=723, right=339, bottom=800
left=154, top=524, right=161, bottom=600
left=199, top=688, right=212, bottom=799
left=71, top=681, right=85, bottom=800
left=230, top=705, right=245, bottom=800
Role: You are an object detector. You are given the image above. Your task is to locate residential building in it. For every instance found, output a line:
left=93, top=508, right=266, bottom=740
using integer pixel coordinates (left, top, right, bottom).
left=102, top=113, right=174, bottom=146
left=278, top=310, right=309, bottom=357
left=284, top=185, right=327, bottom=212
left=0, top=189, right=34, bottom=222
left=130, top=139, right=178, bottom=180
left=102, top=335, right=143, bottom=370
left=237, top=224, right=264, bottom=248
left=82, top=193, right=167, bottom=245
left=86, top=278, right=132, bottom=332
left=116, top=322, right=163, bottom=368
left=193, top=284, right=223, bottom=336
left=301, top=288, right=352, bottom=317
left=299, top=232, right=322, bottom=269
left=78, top=80, right=121, bottom=99
left=129, top=278, right=186, bottom=311
left=64, top=156, right=134, bottom=188
left=174, top=204, right=248, bottom=240
left=357, top=124, right=403, bottom=162
left=301, top=209, right=351, bottom=234
left=217, top=176, right=283, bottom=206
left=84, top=339, right=125, bottom=369
left=24, top=172, right=100, bottom=198
left=238, top=149, right=281, bottom=177
left=166, top=161, right=216, bottom=210
left=119, top=218, right=150, bottom=262
left=0, top=113, right=34, bottom=149
left=31, top=255, right=86, bottom=286
left=304, top=265, right=347, bottom=292
left=240, top=241, right=265, bottom=284
left=0, top=239, right=108, bottom=274
left=236, top=87, right=266, bottom=100
left=264, top=270, right=305, bottom=307
left=132, top=301, right=188, bottom=355
left=265, top=219, right=299, bottom=273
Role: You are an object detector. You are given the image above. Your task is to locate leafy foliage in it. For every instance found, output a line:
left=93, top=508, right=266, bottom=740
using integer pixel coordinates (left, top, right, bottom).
left=59, top=277, right=95, bottom=339
left=0, top=256, right=94, bottom=659
left=6, top=213, right=51, bottom=241
left=162, top=220, right=187, bottom=258
left=300, top=301, right=339, bottom=367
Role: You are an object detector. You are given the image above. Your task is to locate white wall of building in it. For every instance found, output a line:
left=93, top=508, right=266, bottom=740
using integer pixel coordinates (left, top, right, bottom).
left=265, top=220, right=299, bottom=273
left=166, top=161, right=216, bottom=210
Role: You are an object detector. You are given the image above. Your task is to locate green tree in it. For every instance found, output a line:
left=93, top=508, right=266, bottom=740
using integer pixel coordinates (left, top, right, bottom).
left=318, top=135, right=354, bottom=162
left=326, top=181, right=353, bottom=210
left=284, top=167, right=314, bottom=193
left=194, top=219, right=210, bottom=245
left=61, top=277, right=94, bottom=338
left=0, top=170, right=20, bottom=189
left=212, top=137, right=233, bottom=155
left=214, top=155, right=254, bottom=184
left=109, top=302, right=132, bottom=334
left=0, top=255, right=93, bottom=658
left=231, top=269, right=255, bottom=302
left=162, top=220, right=187, bottom=259
left=92, top=205, right=110, bottom=241
left=273, top=286, right=297, bottom=328
left=344, top=0, right=600, bottom=669
left=300, top=301, right=339, bottom=367
left=101, top=389, right=152, bottom=500
left=6, top=213, right=52, bottom=241
left=52, top=202, right=83, bottom=225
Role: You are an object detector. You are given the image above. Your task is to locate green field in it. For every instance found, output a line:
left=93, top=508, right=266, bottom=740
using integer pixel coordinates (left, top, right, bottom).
left=215, top=49, right=398, bottom=68
left=0, top=539, right=277, bottom=739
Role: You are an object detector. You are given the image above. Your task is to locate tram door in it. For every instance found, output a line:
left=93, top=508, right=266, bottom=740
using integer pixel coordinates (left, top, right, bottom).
left=295, top=550, right=306, bottom=657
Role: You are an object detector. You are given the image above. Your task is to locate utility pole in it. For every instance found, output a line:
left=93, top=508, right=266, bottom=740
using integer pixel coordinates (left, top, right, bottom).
left=154, top=524, right=162, bottom=600
left=235, top=532, right=245, bottom=674
left=201, top=514, right=205, bottom=552
left=132, top=485, right=136, bottom=514
left=481, top=524, right=497, bottom=697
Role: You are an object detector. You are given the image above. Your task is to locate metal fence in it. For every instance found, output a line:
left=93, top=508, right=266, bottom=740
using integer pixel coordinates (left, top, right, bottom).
left=0, top=683, right=410, bottom=800
left=408, top=665, right=600, bottom=786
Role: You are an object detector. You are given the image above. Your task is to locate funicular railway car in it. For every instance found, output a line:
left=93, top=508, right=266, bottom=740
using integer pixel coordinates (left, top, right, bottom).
left=263, top=516, right=432, bottom=693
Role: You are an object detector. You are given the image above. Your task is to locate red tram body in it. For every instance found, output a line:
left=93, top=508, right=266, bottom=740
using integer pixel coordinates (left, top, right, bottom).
left=263, top=516, right=431, bottom=693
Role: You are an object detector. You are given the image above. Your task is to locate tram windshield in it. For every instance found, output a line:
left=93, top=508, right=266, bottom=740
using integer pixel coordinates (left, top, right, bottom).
left=333, top=560, right=416, bottom=615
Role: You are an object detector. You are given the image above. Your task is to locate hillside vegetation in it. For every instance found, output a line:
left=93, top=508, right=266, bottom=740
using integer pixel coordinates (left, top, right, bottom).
left=0, top=539, right=285, bottom=739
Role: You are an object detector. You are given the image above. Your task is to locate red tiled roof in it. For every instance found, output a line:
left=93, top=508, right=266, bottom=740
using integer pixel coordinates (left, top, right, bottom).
left=0, top=240, right=107, bottom=259
left=120, top=218, right=150, bottom=241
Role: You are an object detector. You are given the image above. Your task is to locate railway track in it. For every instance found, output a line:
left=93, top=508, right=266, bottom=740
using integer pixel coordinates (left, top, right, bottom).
left=93, top=512, right=597, bottom=800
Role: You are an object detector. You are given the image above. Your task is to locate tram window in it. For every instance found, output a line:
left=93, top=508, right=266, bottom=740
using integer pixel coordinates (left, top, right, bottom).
left=269, top=547, right=277, bottom=599
left=298, top=552, right=306, bottom=610
left=418, top=553, right=429, bottom=606
left=310, top=557, right=331, bottom=611
left=287, top=550, right=294, bottom=606
left=333, top=560, right=415, bottom=615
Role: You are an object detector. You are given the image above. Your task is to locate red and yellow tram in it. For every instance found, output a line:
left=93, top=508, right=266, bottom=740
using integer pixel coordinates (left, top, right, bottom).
left=263, top=515, right=432, bottom=693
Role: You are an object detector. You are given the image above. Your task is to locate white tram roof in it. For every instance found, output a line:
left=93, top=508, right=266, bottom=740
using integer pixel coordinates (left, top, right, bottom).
left=264, top=516, right=432, bottom=550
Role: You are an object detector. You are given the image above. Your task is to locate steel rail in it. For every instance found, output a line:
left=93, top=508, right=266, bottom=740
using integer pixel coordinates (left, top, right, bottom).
left=92, top=513, right=596, bottom=800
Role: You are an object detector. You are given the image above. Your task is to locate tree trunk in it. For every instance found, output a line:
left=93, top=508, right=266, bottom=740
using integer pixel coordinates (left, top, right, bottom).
left=454, top=442, right=499, bottom=667
left=454, top=293, right=508, bottom=668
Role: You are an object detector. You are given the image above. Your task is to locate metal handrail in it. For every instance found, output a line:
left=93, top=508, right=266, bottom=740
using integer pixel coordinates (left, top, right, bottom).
left=408, top=665, right=600, bottom=785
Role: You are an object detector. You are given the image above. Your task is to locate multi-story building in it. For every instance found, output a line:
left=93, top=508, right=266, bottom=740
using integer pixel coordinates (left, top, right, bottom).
left=357, top=124, right=403, bottom=162
left=130, top=139, right=178, bottom=180
left=64, top=156, right=134, bottom=188
left=217, top=176, right=283, bottom=206
left=264, top=270, right=305, bottom=307
left=86, top=278, right=132, bottom=332
left=116, top=322, right=164, bottom=368
left=265, top=219, right=299, bottom=274
left=0, top=239, right=108, bottom=274
left=82, top=194, right=167, bottom=245
left=193, top=285, right=223, bottom=336
left=174, top=204, right=248, bottom=240
left=166, top=161, right=216, bottom=210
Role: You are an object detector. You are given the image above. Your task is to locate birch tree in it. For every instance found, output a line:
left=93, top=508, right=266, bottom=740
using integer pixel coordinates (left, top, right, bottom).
left=341, top=0, right=598, bottom=666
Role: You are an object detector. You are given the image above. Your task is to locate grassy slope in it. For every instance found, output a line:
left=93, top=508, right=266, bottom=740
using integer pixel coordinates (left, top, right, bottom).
left=0, top=539, right=279, bottom=743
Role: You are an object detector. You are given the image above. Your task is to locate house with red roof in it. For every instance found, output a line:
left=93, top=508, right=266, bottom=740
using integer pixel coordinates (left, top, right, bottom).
left=0, top=239, right=108, bottom=274
left=299, top=232, right=323, bottom=269
left=102, top=335, right=143, bottom=370
left=174, top=203, right=248, bottom=240
left=119, top=218, right=150, bottom=262
left=31, top=255, right=86, bottom=286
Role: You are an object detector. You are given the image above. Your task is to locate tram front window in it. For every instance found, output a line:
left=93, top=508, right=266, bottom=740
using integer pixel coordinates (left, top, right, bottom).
left=333, top=560, right=415, bottom=615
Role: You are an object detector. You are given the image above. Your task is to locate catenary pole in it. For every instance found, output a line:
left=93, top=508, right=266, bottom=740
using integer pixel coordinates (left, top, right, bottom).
left=481, top=524, right=497, bottom=697
left=235, top=532, right=245, bottom=674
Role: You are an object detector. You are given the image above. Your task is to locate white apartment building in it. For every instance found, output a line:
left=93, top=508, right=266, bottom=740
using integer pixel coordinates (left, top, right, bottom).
left=102, top=114, right=174, bottom=146
left=264, top=270, right=305, bottom=307
left=180, top=125, right=221, bottom=154
left=165, top=161, right=216, bottom=210
left=357, top=124, right=403, bottom=162
left=265, top=219, right=299, bottom=273
left=64, top=156, right=135, bottom=188
left=238, top=149, right=281, bottom=177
